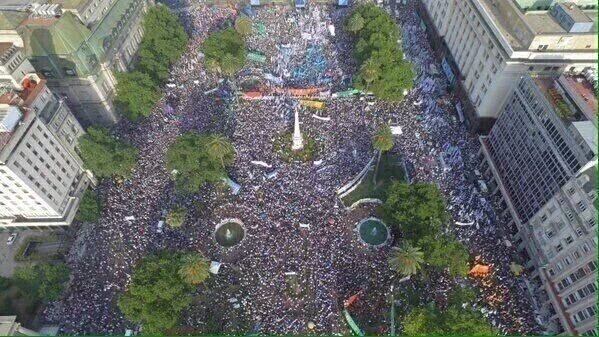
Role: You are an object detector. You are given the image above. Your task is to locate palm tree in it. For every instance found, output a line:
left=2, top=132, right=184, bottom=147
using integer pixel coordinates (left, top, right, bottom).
left=167, top=206, right=186, bottom=228
left=360, top=58, right=380, bottom=91
left=234, top=17, right=253, bottom=36
left=372, top=125, right=394, bottom=184
left=178, top=253, right=210, bottom=286
left=206, top=134, right=235, bottom=169
left=388, top=242, right=424, bottom=277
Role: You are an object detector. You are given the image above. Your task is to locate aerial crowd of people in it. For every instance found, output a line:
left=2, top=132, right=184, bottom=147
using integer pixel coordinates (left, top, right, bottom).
left=43, top=0, right=542, bottom=335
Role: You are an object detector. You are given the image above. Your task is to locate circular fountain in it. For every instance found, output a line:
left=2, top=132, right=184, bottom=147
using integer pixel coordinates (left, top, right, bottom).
left=357, top=217, right=390, bottom=247
left=214, top=218, right=245, bottom=248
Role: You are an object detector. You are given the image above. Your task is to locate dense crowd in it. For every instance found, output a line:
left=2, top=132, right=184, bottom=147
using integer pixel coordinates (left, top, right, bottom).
left=43, top=0, right=542, bottom=335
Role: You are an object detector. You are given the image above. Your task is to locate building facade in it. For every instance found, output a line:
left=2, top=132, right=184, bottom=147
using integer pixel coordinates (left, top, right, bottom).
left=419, top=0, right=598, bottom=132
left=0, top=42, right=35, bottom=90
left=0, top=76, right=93, bottom=230
left=478, top=74, right=597, bottom=335
left=0, top=0, right=152, bottom=127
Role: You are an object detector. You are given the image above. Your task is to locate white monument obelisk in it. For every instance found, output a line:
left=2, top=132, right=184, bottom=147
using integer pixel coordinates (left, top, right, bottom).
left=292, top=108, right=304, bottom=151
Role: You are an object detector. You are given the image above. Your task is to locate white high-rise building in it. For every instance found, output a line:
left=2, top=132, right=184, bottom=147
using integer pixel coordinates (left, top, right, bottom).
left=0, top=76, right=93, bottom=230
left=478, top=74, right=597, bottom=335
left=419, top=0, right=598, bottom=132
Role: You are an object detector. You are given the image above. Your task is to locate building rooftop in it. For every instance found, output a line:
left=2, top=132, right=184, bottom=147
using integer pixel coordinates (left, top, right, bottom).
left=0, top=11, right=28, bottom=30
left=558, top=75, right=598, bottom=121
left=580, top=163, right=597, bottom=193
left=525, top=12, right=569, bottom=34
left=533, top=76, right=573, bottom=113
left=479, top=0, right=531, bottom=50
left=571, top=121, right=598, bottom=154
left=0, top=42, right=15, bottom=60
left=0, top=77, right=43, bottom=152
left=528, top=10, right=599, bottom=34
left=479, top=0, right=597, bottom=51
left=19, top=12, right=91, bottom=56
left=48, top=0, right=88, bottom=9
left=533, top=75, right=598, bottom=158
left=556, top=2, right=593, bottom=22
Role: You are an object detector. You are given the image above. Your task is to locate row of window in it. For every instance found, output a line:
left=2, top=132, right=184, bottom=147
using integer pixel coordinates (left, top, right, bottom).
left=572, top=305, right=596, bottom=324
left=557, top=261, right=597, bottom=291
left=549, top=240, right=596, bottom=276
left=563, top=282, right=596, bottom=307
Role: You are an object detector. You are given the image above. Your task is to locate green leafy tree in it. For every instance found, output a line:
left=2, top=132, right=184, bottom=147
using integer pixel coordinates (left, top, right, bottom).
left=447, top=285, right=477, bottom=308
left=166, top=133, right=235, bottom=193
left=419, top=235, right=470, bottom=277
left=201, top=28, right=247, bottom=77
left=372, top=125, right=394, bottom=184
left=78, top=127, right=138, bottom=179
left=137, top=5, right=189, bottom=83
left=403, top=304, right=495, bottom=336
left=178, top=253, right=210, bottom=286
left=234, top=17, right=253, bottom=36
left=348, top=4, right=413, bottom=101
left=13, top=263, right=70, bottom=302
left=373, top=125, right=394, bottom=152
left=166, top=206, right=186, bottom=228
left=118, top=252, right=193, bottom=334
left=402, top=304, right=443, bottom=335
left=388, top=242, right=424, bottom=277
left=358, top=57, right=380, bottom=90
left=367, top=60, right=414, bottom=101
left=206, top=134, right=236, bottom=169
left=76, top=189, right=102, bottom=223
left=345, top=13, right=365, bottom=33
left=114, top=71, right=161, bottom=121
left=382, top=182, right=448, bottom=242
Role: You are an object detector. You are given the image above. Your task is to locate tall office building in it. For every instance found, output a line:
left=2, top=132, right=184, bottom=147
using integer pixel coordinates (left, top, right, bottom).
left=479, top=74, right=597, bottom=335
left=0, top=75, right=93, bottom=230
left=419, top=0, right=598, bottom=131
left=0, top=0, right=153, bottom=126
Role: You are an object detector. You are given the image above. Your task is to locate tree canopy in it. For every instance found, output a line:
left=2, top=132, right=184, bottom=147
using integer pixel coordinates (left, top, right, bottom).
left=178, top=253, right=210, bottom=286
left=419, top=234, right=470, bottom=277
left=201, top=28, right=247, bottom=77
left=234, top=17, right=253, bottom=36
left=388, top=242, right=424, bottom=277
left=167, top=206, right=187, bottom=228
left=114, top=71, right=161, bottom=121
left=166, top=133, right=235, bottom=193
left=13, top=263, right=70, bottom=303
left=118, top=252, right=197, bottom=334
left=346, top=4, right=414, bottom=101
left=75, top=189, right=102, bottom=223
left=115, top=5, right=188, bottom=120
left=382, top=182, right=448, bottom=242
left=78, top=127, right=138, bottom=179
left=345, top=13, right=365, bottom=33
left=138, top=5, right=189, bottom=83
left=373, top=125, right=394, bottom=152
left=402, top=305, right=496, bottom=336
left=447, top=285, right=477, bottom=308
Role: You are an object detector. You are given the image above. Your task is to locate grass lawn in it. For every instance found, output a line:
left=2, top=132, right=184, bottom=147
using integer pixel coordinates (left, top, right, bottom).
left=342, top=153, right=405, bottom=206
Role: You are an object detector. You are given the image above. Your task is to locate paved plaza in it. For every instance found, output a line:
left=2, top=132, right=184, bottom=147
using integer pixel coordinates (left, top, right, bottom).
left=44, top=1, right=541, bottom=335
